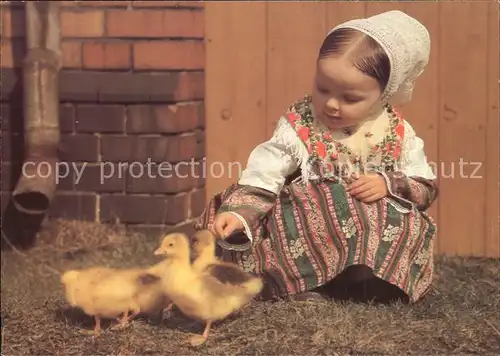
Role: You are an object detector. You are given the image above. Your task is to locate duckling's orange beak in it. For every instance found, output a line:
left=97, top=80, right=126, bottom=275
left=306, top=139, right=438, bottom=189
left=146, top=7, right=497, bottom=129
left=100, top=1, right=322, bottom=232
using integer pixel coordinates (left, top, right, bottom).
left=154, top=247, right=164, bottom=255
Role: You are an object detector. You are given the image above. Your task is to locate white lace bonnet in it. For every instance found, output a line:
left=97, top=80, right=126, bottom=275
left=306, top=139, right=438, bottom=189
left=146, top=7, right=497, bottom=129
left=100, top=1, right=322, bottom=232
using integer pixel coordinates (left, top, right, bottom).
left=329, top=10, right=431, bottom=105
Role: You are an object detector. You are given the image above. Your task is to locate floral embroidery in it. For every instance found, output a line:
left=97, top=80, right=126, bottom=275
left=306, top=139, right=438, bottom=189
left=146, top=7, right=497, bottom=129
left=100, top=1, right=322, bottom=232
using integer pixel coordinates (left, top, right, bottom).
left=316, top=141, right=327, bottom=158
left=382, top=224, right=400, bottom=242
left=297, top=126, right=310, bottom=142
left=242, top=254, right=256, bottom=272
left=414, top=248, right=429, bottom=266
left=341, top=217, right=357, bottom=239
left=392, top=143, right=402, bottom=159
left=289, top=238, right=306, bottom=259
left=285, top=94, right=406, bottom=180
left=287, top=111, right=301, bottom=123
left=395, top=122, right=404, bottom=138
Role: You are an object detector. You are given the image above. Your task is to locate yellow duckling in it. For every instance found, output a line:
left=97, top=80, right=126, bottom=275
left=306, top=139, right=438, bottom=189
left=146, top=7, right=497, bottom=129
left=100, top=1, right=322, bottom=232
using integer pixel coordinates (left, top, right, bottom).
left=153, top=232, right=263, bottom=346
left=61, top=262, right=172, bottom=335
left=190, top=229, right=254, bottom=284
left=190, top=229, right=222, bottom=272
left=61, top=267, right=148, bottom=334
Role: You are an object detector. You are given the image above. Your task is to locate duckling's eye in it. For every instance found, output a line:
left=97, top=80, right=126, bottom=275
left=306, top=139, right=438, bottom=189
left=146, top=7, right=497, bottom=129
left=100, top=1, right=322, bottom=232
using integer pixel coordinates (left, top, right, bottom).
left=168, top=243, right=174, bottom=247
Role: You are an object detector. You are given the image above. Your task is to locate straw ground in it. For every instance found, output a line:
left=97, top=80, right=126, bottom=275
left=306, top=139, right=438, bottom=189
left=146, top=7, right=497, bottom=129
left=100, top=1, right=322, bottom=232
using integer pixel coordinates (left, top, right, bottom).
left=1, top=219, right=499, bottom=355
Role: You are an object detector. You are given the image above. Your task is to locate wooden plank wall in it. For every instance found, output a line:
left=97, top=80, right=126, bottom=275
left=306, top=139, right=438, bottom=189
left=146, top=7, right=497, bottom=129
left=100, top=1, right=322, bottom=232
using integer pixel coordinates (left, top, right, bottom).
left=205, top=1, right=499, bottom=257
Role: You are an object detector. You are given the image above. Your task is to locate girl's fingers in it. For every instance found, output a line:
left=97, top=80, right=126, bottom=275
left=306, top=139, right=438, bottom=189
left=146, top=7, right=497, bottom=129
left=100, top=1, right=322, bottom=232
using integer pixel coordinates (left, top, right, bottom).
left=362, top=193, right=383, bottom=203
left=349, top=180, right=376, bottom=195
left=348, top=176, right=369, bottom=191
left=354, top=186, right=380, bottom=200
left=223, top=218, right=242, bottom=238
left=213, top=218, right=227, bottom=238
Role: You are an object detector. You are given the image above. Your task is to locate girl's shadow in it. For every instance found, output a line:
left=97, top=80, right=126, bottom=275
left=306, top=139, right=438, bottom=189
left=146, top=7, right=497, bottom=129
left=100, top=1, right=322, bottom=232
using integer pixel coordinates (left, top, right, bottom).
left=160, top=306, right=244, bottom=335
left=54, top=306, right=114, bottom=332
left=54, top=303, right=244, bottom=336
left=54, top=305, right=162, bottom=332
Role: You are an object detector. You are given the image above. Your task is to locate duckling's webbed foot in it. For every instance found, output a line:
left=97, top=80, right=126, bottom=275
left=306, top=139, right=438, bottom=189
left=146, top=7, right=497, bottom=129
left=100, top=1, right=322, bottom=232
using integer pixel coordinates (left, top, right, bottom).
left=79, top=316, right=101, bottom=336
left=79, top=328, right=100, bottom=336
left=189, top=335, right=207, bottom=347
left=111, top=311, right=131, bottom=330
left=127, top=310, right=140, bottom=322
left=188, top=320, right=212, bottom=347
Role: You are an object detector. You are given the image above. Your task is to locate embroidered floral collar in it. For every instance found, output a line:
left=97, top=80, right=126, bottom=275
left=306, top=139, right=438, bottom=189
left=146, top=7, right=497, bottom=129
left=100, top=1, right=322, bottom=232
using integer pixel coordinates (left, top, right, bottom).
left=285, top=94, right=405, bottom=181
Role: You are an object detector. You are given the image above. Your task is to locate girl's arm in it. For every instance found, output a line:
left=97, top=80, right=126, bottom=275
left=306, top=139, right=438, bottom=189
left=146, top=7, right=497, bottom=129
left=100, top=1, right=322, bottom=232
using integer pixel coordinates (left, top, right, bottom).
left=380, top=120, right=438, bottom=212
left=213, top=117, right=302, bottom=248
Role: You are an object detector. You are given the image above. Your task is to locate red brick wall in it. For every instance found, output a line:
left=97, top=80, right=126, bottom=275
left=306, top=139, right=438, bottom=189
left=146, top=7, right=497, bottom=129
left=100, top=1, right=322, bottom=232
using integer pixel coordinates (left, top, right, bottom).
left=1, top=1, right=206, bottom=236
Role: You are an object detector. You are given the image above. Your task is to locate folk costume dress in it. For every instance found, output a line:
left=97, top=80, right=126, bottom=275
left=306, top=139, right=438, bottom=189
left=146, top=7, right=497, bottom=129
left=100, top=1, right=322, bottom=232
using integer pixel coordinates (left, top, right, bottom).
left=195, top=10, right=438, bottom=303
left=194, top=95, right=438, bottom=303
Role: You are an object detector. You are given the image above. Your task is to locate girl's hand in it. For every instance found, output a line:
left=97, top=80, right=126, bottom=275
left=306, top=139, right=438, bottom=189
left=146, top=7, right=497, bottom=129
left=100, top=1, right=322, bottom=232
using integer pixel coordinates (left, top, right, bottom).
left=211, top=212, right=244, bottom=239
left=347, top=173, right=388, bottom=203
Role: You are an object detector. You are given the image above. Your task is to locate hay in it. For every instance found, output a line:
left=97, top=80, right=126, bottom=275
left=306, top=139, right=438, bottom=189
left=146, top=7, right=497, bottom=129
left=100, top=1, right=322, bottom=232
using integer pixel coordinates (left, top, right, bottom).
left=1, top=219, right=499, bottom=355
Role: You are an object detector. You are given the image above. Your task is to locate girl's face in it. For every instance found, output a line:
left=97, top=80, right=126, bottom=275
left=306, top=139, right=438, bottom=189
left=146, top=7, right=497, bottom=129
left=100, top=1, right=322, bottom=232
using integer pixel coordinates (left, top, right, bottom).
left=311, top=56, right=384, bottom=130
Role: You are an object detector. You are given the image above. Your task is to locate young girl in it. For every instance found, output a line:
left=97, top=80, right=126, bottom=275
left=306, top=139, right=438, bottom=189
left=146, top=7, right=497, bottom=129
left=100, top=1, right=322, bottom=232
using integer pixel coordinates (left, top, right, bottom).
left=194, top=10, right=438, bottom=304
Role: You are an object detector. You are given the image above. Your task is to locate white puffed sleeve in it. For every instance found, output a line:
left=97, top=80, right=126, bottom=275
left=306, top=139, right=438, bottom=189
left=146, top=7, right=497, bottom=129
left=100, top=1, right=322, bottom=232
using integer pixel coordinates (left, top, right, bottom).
left=398, top=120, right=436, bottom=179
left=238, top=116, right=308, bottom=194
